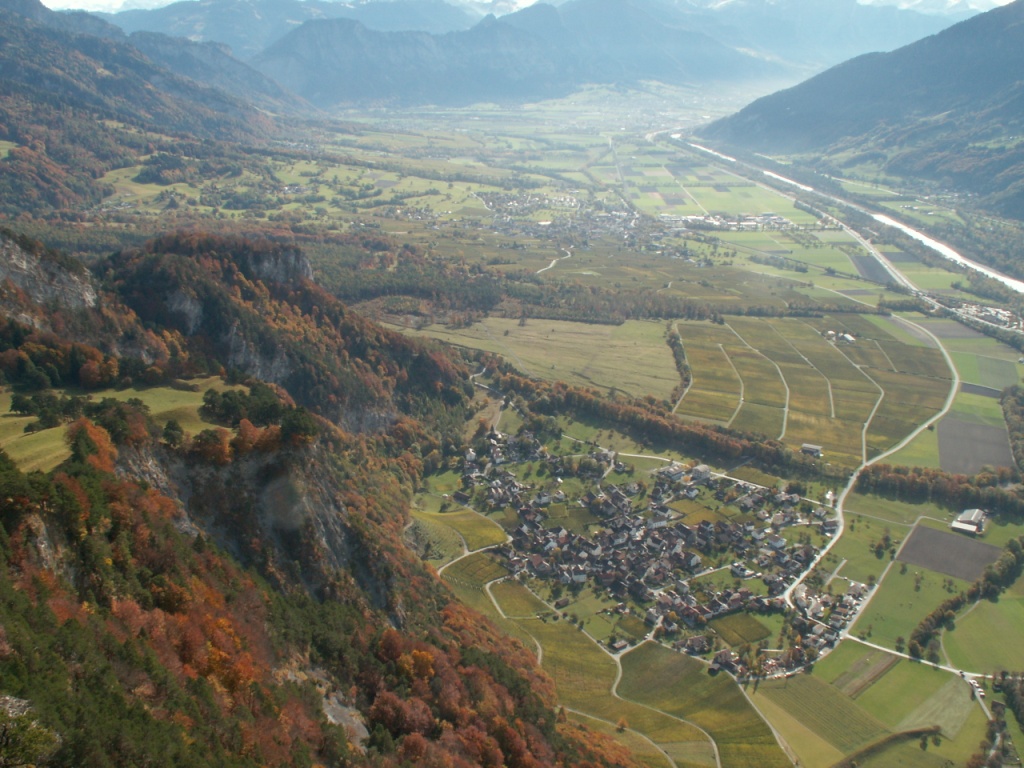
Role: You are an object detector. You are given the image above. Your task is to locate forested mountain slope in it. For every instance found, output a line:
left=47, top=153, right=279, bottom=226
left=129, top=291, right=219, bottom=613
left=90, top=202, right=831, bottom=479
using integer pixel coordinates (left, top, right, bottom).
left=0, top=229, right=641, bottom=768
left=699, top=0, right=1024, bottom=217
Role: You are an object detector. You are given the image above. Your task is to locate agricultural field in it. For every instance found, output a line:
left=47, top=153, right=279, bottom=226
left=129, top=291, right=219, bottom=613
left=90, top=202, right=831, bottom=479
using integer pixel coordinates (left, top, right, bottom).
left=618, top=642, right=791, bottom=768
left=708, top=612, right=773, bottom=647
left=405, top=514, right=464, bottom=567
left=439, top=551, right=509, bottom=617
left=845, top=493, right=953, bottom=526
left=755, top=675, right=888, bottom=754
left=566, top=711, right=673, bottom=768
left=816, top=512, right=907, bottom=586
left=410, top=318, right=681, bottom=401
left=757, top=641, right=987, bottom=768
left=410, top=507, right=507, bottom=552
left=519, top=619, right=717, bottom=767
left=896, top=525, right=1002, bottom=582
left=490, top=579, right=550, bottom=619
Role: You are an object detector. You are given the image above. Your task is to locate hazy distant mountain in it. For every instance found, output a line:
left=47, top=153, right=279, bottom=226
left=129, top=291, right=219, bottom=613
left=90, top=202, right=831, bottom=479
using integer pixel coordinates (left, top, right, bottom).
left=666, top=0, right=960, bottom=71
left=0, top=0, right=307, bottom=111
left=127, top=31, right=310, bottom=111
left=699, top=0, right=1024, bottom=217
left=102, top=0, right=478, bottom=58
left=251, top=0, right=783, bottom=107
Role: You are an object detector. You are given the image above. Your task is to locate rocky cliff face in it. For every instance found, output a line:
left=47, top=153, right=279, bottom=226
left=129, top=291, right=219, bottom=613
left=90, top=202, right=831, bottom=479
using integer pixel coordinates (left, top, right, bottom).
left=119, top=442, right=392, bottom=609
left=238, top=248, right=314, bottom=285
left=0, top=232, right=97, bottom=327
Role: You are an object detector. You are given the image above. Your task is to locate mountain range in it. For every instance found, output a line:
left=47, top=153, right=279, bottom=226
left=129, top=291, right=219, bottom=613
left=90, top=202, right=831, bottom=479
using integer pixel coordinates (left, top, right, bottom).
left=92, top=0, right=958, bottom=107
left=102, top=0, right=479, bottom=59
left=698, top=0, right=1024, bottom=217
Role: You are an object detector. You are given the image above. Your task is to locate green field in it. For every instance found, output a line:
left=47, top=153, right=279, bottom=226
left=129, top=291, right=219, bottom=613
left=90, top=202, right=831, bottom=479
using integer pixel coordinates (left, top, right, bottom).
left=410, top=318, right=681, bottom=400
left=618, top=642, right=791, bottom=768
left=0, top=377, right=235, bottom=472
left=821, top=512, right=909, bottom=586
left=763, top=641, right=988, bottom=767
left=520, top=620, right=716, bottom=766
left=411, top=508, right=507, bottom=551
left=756, top=674, right=888, bottom=754
left=851, top=563, right=968, bottom=650
left=943, top=577, right=1024, bottom=673
left=709, top=613, right=773, bottom=647
left=845, top=493, right=953, bottom=526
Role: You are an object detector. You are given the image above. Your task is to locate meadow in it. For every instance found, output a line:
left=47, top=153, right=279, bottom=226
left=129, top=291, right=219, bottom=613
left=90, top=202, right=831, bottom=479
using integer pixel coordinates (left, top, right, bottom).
left=850, top=562, right=969, bottom=649
left=0, top=376, right=237, bottom=472
left=942, top=577, right=1024, bottom=674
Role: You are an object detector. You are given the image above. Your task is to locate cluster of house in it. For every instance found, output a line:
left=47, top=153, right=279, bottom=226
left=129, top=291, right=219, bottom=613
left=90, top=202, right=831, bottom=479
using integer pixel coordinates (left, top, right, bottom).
left=790, top=582, right=868, bottom=652
left=466, top=454, right=841, bottom=658
left=958, top=302, right=1022, bottom=331
left=658, top=213, right=795, bottom=232
left=822, top=329, right=856, bottom=344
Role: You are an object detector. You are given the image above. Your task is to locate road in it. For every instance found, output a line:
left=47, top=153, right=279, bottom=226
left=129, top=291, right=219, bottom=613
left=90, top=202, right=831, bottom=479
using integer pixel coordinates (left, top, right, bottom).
left=782, top=313, right=960, bottom=610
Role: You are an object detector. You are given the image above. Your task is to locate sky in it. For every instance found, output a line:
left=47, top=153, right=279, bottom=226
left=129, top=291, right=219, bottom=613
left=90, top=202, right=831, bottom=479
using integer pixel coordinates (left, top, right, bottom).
left=39, top=0, right=1015, bottom=19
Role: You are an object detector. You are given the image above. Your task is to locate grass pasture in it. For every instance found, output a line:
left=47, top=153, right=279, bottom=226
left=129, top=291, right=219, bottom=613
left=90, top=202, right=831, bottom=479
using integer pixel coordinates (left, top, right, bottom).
left=851, top=562, right=968, bottom=649
left=0, top=377, right=235, bottom=472
left=943, top=577, right=1024, bottom=674
left=821, top=513, right=906, bottom=587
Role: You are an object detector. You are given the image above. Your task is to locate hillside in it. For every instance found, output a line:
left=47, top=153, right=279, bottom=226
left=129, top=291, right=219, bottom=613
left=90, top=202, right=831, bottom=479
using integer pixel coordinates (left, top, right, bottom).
left=0, top=228, right=643, bottom=768
left=0, top=4, right=283, bottom=214
left=698, top=0, right=1024, bottom=217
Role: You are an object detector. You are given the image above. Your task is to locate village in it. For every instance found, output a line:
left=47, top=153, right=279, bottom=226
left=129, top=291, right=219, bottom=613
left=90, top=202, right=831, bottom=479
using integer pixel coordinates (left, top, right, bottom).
left=452, top=427, right=870, bottom=678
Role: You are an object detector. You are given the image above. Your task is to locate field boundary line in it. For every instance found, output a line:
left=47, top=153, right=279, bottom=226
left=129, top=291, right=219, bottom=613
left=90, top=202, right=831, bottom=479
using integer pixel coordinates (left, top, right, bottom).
left=735, top=681, right=801, bottom=767
left=615, top=643, right=722, bottom=768
left=807, top=320, right=885, bottom=463
left=785, top=315, right=959, bottom=619
left=768, top=322, right=835, bottom=418
left=563, top=708, right=678, bottom=768
left=873, top=339, right=897, bottom=372
left=516, top=582, right=722, bottom=767
left=671, top=322, right=695, bottom=413
left=724, top=322, right=790, bottom=439
left=667, top=162, right=709, bottom=216
left=721, top=343, right=745, bottom=428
